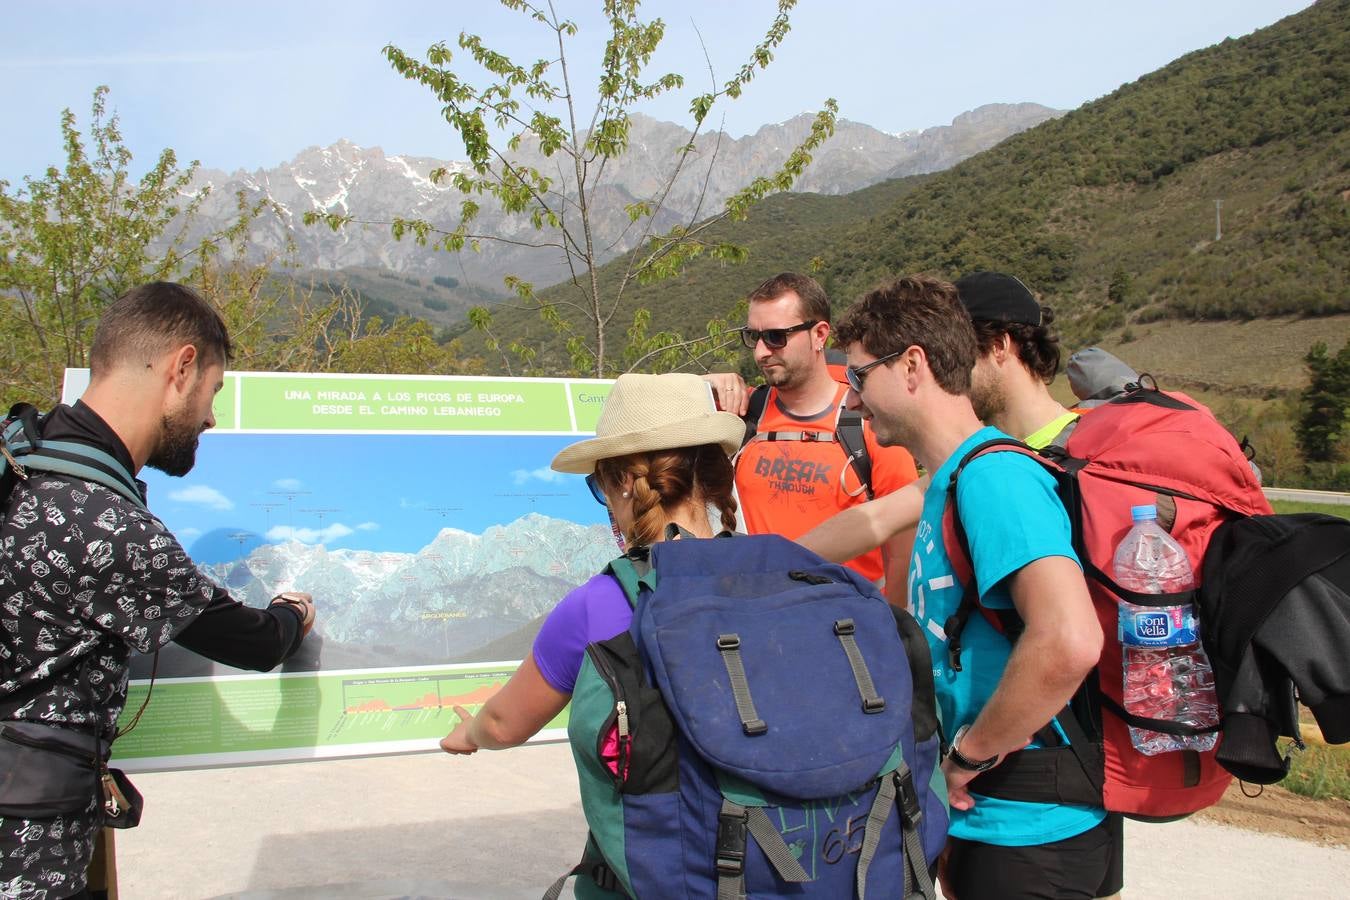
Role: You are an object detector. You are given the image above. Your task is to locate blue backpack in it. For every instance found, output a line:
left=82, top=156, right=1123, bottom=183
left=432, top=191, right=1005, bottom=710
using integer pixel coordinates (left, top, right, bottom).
left=551, top=532, right=947, bottom=899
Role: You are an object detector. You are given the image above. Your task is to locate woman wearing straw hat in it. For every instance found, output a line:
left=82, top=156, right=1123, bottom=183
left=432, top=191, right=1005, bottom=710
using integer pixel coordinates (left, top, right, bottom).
left=439, top=372, right=744, bottom=756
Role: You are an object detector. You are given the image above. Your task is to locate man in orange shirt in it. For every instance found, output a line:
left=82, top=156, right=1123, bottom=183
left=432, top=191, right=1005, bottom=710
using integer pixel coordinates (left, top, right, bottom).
left=704, top=272, right=919, bottom=599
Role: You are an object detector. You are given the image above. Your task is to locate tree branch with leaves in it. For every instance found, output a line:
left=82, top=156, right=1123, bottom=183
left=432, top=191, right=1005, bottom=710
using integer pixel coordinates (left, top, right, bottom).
left=307, top=0, right=836, bottom=378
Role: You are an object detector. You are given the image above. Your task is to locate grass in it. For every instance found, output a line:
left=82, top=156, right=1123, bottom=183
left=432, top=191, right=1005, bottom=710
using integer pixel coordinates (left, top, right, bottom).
left=1282, top=737, right=1350, bottom=801
left=1269, top=500, right=1350, bottom=520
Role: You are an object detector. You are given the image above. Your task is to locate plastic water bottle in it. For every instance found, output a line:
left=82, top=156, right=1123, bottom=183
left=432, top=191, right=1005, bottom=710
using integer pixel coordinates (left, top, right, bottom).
left=1112, top=505, right=1220, bottom=755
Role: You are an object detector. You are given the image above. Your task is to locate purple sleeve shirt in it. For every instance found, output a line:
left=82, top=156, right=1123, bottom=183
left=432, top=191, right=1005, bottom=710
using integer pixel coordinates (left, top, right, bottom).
left=531, top=572, right=633, bottom=693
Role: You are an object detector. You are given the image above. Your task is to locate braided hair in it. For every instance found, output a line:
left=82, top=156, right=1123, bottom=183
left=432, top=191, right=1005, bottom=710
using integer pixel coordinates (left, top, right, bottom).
left=594, top=444, right=737, bottom=547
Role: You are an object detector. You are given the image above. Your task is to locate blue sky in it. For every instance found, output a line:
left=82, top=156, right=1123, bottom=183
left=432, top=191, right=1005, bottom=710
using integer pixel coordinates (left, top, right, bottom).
left=143, top=432, right=608, bottom=561
left=0, top=0, right=1314, bottom=184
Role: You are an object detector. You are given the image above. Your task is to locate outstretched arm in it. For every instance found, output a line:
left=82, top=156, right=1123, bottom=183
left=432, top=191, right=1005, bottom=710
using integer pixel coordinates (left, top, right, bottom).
left=173, top=585, right=311, bottom=671
left=798, top=476, right=928, bottom=564
left=880, top=526, right=917, bottom=608
left=440, top=653, right=570, bottom=753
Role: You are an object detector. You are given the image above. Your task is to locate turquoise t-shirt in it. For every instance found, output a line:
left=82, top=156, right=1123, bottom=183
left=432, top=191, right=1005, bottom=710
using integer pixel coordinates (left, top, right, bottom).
left=907, top=426, right=1105, bottom=846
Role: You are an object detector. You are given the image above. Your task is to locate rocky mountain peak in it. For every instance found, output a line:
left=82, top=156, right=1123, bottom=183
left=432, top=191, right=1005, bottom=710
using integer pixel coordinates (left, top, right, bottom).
left=175, top=103, right=1063, bottom=288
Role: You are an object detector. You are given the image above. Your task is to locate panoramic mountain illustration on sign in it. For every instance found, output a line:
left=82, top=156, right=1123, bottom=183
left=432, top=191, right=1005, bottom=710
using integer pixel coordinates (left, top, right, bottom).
left=130, top=427, right=620, bottom=681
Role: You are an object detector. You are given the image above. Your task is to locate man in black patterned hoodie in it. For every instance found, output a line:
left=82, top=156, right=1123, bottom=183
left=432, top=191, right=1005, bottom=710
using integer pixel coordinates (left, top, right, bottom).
left=0, top=282, right=317, bottom=899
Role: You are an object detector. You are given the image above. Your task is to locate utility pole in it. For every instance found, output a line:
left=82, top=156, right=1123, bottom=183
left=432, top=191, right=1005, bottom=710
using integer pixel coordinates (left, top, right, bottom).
left=1215, top=199, right=1223, bottom=241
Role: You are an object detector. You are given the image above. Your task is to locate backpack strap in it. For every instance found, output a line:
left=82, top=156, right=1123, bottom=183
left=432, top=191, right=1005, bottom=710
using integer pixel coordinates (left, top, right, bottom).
left=604, top=548, right=653, bottom=610
left=741, top=384, right=771, bottom=448
left=716, top=633, right=768, bottom=737
left=836, top=408, right=874, bottom=500
left=966, top=695, right=1106, bottom=806
left=715, top=798, right=810, bottom=900
left=831, top=616, right=886, bottom=714
left=939, top=438, right=1111, bottom=807
left=941, top=438, right=1047, bottom=672
left=854, top=763, right=938, bottom=900
left=736, top=385, right=874, bottom=499
left=546, top=834, right=628, bottom=899
left=2, top=404, right=146, bottom=511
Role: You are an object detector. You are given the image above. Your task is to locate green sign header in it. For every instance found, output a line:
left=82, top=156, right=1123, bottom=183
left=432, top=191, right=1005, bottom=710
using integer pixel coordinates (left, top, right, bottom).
left=206, top=373, right=613, bottom=433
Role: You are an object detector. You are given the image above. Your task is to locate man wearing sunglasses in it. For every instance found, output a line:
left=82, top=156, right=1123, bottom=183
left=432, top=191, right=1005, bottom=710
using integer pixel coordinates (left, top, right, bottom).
left=801, top=272, right=1107, bottom=564
left=703, top=272, right=919, bottom=601
left=832, top=274, right=1109, bottom=900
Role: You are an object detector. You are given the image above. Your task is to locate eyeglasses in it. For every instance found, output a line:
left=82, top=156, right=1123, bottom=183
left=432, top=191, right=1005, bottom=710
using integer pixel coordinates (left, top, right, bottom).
left=584, top=473, right=608, bottom=507
left=845, top=350, right=904, bottom=393
left=738, top=321, right=819, bottom=350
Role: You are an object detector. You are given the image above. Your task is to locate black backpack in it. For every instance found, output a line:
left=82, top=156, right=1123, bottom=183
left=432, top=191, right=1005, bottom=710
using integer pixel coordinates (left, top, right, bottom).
left=1198, top=512, right=1350, bottom=784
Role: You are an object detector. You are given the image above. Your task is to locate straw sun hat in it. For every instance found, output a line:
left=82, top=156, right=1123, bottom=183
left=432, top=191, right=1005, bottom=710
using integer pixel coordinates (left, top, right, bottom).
left=550, top=373, right=745, bottom=475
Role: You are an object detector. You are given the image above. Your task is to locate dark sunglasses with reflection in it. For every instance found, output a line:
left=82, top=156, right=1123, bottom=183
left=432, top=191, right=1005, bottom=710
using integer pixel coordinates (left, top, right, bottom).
left=585, top=472, right=608, bottom=506
left=844, top=350, right=904, bottom=393
left=738, top=320, right=819, bottom=350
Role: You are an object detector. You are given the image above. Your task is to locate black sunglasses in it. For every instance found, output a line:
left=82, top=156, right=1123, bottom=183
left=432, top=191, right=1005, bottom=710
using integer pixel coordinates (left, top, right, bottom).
left=845, top=350, right=904, bottom=393
left=738, top=320, right=819, bottom=350
left=584, top=472, right=608, bottom=506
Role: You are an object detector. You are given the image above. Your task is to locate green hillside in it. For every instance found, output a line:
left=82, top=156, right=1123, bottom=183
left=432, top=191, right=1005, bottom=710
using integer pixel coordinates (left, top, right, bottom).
left=459, top=0, right=1348, bottom=382
left=821, top=0, right=1348, bottom=334
left=294, top=266, right=503, bottom=329
left=451, top=175, right=933, bottom=373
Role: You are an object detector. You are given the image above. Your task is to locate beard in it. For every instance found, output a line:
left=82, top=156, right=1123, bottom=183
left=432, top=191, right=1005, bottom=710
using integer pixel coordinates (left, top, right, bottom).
left=146, top=411, right=202, bottom=477
left=759, top=354, right=807, bottom=389
left=761, top=363, right=790, bottom=387
left=969, top=375, right=1006, bottom=424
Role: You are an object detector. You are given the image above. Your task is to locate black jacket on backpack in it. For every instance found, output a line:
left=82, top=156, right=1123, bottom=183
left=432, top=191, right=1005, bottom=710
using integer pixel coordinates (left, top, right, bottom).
left=1199, top=512, right=1350, bottom=784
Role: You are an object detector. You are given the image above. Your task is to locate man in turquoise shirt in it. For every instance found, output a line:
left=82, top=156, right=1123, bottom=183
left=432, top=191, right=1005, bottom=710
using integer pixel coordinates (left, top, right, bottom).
left=834, top=274, right=1109, bottom=899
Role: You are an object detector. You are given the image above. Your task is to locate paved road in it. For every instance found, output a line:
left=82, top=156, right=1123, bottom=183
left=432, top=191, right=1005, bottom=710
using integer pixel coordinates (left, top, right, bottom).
left=1264, top=487, right=1350, bottom=506
left=112, top=742, right=1349, bottom=899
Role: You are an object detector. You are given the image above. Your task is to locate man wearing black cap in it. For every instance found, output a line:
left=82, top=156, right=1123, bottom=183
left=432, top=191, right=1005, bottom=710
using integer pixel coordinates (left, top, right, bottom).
left=957, top=271, right=1082, bottom=451
left=798, top=271, right=1124, bottom=898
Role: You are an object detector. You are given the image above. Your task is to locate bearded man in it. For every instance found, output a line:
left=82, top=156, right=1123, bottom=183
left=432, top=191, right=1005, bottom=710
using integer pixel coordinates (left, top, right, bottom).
left=0, top=282, right=316, bottom=899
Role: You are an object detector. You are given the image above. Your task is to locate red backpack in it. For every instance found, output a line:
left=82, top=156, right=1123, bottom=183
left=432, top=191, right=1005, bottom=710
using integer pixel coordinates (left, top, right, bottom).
left=942, top=383, right=1272, bottom=819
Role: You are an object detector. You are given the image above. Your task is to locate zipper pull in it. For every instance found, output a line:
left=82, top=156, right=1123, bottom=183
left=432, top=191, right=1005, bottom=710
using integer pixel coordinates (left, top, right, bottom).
left=616, top=700, right=630, bottom=739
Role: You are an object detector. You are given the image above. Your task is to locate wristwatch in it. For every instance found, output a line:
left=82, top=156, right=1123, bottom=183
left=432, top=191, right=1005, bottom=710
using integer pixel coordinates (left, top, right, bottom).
left=270, top=591, right=315, bottom=629
left=947, top=725, right=1000, bottom=773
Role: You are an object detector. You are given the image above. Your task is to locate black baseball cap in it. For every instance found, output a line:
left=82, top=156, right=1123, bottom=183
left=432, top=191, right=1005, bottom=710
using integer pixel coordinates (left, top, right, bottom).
left=955, top=271, right=1043, bottom=327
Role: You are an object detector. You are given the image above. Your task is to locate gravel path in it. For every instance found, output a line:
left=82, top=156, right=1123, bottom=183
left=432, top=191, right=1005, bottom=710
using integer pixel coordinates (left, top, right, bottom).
left=112, top=742, right=1349, bottom=899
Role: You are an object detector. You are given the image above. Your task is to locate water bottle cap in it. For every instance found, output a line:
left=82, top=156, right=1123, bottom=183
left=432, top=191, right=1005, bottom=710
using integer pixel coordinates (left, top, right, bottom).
left=1130, top=505, right=1158, bottom=522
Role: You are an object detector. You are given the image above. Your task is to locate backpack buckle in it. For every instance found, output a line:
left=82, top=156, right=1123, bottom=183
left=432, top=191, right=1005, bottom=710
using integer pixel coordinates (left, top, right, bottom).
left=715, top=807, right=749, bottom=877
left=943, top=615, right=965, bottom=673
left=894, top=769, right=923, bottom=827
left=587, top=861, right=621, bottom=893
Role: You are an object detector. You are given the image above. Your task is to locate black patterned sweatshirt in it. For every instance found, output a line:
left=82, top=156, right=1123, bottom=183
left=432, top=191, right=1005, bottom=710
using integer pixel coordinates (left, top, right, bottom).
left=0, top=401, right=306, bottom=899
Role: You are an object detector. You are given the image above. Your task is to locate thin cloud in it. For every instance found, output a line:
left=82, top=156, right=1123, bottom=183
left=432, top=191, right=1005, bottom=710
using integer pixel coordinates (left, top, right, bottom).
left=272, top=478, right=304, bottom=492
left=356, top=522, right=379, bottom=532
left=167, top=485, right=234, bottom=511
left=266, top=523, right=355, bottom=545
left=512, top=467, right=566, bottom=486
